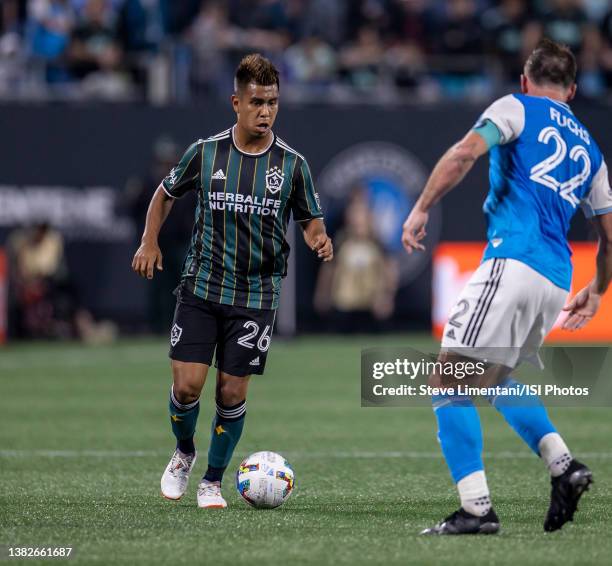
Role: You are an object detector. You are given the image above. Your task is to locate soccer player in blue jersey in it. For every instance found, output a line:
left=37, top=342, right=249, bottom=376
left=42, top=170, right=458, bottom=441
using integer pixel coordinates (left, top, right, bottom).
left=402, top=39, right=612, bottom=535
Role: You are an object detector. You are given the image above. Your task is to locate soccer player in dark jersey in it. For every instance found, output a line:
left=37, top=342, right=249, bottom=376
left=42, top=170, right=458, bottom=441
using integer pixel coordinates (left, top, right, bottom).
left=132, top=54, right=333, bottom=508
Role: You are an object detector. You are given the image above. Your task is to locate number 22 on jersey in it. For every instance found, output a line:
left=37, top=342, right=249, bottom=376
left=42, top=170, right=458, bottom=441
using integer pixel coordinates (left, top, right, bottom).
left=529, top=126, right=591, bottom=208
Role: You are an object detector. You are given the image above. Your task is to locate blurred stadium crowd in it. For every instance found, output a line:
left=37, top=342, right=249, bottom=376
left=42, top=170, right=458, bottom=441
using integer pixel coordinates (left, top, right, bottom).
left=1, top=0, right=612, bottom=103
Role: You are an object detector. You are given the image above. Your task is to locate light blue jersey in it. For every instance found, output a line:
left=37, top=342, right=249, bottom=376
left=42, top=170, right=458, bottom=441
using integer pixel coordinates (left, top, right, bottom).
left=476, top=93, right=612, bottom=291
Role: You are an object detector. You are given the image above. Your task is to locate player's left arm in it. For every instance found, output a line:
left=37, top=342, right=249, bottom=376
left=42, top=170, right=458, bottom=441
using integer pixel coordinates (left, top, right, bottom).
left=563, top=161, right=612, bottom=332
left=301, top=218, right=333, bottom=262
left=401, top=130, right=489, bottom=254
left=562, top=213, right=612, bottom=330
left=291, top=157, right=333, bottom=261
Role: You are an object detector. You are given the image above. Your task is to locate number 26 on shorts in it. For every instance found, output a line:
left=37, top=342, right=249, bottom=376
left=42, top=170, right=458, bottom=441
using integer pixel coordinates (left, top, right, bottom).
left=237, top=322, right=272, bottom=352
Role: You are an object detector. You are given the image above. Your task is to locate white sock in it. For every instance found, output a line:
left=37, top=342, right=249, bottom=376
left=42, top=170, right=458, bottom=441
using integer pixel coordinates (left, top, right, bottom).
left=538, top=432, right=572, bottom=477
left=457, top=470, right=491, bottom=517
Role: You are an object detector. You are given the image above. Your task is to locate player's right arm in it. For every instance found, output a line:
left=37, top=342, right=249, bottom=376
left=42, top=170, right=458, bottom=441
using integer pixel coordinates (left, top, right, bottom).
left=132, top=186, right=174, bottom=279
left=402, top=94, right=524, bottom=254
left=132, top=140, right=202, bottom=279
left=401, top=131, right=489, bottom=254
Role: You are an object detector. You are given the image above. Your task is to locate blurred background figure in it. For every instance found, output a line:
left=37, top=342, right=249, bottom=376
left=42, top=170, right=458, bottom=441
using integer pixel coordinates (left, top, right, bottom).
left=601, top=6, right=612, bottom=91
left=67, top=0, right=133, bottom=99
left=314, top=189, right=399, bottom=333
left=0, top=0, right=25, bottom=84
left=284, top=34, right=337, bottom=91
left=339, top=25, right=385, bottom=92
left=28, top=0, right=75, bottom=83
left=481, top=0, right=539, bottom=87
left=429, top=0, right=489, bottom=99
left=123, top=136, right=196, bottom=334
left=6, top=222, right=115, bottom=342
left=7, top=222, right=66, bottom=338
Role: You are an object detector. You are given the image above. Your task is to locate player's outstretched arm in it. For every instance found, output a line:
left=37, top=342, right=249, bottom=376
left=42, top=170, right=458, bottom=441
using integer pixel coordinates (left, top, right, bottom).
left=562, top=212, right=612, bottom=330
left=132, top=185, right=175, bottom=279
left=402, top=130, right=489, bottom=254
left=301, top=218, right=333, bottom=262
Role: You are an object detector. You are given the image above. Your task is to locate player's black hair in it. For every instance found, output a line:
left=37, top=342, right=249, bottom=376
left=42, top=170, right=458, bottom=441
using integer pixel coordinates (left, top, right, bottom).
left=234, top=53, right=280, bottom=93
left=524, top=38, right=577, bottom=89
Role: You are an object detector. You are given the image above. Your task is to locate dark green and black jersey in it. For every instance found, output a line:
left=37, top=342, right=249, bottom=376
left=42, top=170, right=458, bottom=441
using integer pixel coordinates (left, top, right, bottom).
left=162, top=127, right=323, bottom=310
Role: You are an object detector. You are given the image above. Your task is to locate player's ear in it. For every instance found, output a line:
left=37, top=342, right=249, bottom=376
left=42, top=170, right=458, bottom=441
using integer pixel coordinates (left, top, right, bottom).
left=566, top=83, right=577, bottom=103
left=231, top=93, right=240, bottom=115
left=520, top=74, right=528, bottom=94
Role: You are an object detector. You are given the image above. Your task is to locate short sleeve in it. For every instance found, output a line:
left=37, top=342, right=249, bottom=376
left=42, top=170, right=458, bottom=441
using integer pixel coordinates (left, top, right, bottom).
left=161, top=141, right=202, bottom=199
left=581, top=160, right=612, bottom=218
left=290, top=158, right=324, bottom=222
left=476, top=95, right=526, bottom=145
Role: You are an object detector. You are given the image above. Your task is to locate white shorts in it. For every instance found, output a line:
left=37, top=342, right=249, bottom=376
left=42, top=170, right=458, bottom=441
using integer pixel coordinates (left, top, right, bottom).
left=441, top=258, right=568, bottom=368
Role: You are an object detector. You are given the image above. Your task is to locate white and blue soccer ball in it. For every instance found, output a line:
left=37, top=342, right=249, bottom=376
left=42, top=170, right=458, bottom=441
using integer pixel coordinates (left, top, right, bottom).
left=236, top=451, right=295, bottom=509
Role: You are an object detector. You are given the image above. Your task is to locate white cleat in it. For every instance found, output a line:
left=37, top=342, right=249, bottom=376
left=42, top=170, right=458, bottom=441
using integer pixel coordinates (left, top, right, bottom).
left=197, top=480, right=228, bottom=509
left=160, top=449, right=197, bottom=500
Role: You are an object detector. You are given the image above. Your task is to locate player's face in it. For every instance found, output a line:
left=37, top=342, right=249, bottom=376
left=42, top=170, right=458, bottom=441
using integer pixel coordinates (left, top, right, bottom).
left=232, top=83, right=279, bottom=138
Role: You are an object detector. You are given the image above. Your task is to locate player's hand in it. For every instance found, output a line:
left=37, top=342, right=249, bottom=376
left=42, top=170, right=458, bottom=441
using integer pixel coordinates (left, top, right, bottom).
left=561, top=285, right=601, bottom=331
left=402, top=207, right=428, bottom=254
left=312, top=234, right=333, bottom=262
left=132, top=241, right=163, bottom=279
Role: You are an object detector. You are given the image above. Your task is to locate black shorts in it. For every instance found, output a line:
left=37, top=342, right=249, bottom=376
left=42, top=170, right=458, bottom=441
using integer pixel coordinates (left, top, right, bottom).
left=169, top=286, right=276, bottom=377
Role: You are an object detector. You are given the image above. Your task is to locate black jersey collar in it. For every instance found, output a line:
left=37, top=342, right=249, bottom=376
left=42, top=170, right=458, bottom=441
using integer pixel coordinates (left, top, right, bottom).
left=231, top=125, right=276, bottom=157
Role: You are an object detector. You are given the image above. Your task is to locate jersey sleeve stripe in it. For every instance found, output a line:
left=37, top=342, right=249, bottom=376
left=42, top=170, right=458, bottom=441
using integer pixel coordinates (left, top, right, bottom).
left=294, top=216, right=323, bottom=222
left=173, top=149, right=198, bottom=185
left=301, top=164, right=313, bottom=215
left=276, top=138, right=305, bottom=161
left=207, top=129, right=231, bottom=140
left=161, top=183, right=176, bottom=199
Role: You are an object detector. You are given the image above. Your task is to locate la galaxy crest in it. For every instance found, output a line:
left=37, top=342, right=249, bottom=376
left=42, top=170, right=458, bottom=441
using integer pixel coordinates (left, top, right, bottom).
left=265, top=166, right=284, bottom=194
left=170, top=323, right=182, bottom=346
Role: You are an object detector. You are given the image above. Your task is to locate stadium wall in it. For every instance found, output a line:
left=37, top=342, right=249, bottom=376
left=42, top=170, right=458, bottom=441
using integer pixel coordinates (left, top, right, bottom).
left=0, top=101, right=607, bottom=333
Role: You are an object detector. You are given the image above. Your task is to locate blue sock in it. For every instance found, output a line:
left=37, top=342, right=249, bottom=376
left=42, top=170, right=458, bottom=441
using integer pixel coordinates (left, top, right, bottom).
left=204, top=399, right=246, bottom=483
left=169, top=387, right=200, bottom=455
left=486, top=377, right=556, bottom=455
left=433, top=394, right=484, bottom=483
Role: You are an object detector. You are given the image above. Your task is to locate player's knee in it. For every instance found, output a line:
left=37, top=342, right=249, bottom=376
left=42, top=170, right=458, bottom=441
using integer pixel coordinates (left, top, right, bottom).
left=172, top=382, right=200, bottom=405
left=217, top=380, right=247, bottom=407
left=171, top=361, right=206, bottom=404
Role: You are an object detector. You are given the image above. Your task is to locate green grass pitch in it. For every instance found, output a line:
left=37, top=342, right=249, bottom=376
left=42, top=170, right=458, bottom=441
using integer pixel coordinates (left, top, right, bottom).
left=1, top=335, right=611, bottom=565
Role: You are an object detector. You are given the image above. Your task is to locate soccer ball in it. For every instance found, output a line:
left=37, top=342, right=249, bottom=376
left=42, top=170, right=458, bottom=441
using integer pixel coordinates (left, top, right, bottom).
left=236, top=451, right=295, bottom=509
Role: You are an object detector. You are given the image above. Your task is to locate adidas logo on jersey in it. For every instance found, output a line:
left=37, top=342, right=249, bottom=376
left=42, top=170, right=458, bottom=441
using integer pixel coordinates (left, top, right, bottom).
left=446, top=328, right=456, bottom=340
left=212, top=169, right=226, bottom=180
left=249, top=357, right=260, bottom=366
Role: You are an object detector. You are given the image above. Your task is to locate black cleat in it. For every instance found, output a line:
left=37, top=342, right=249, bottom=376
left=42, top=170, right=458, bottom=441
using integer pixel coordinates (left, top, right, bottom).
left=544, top=459, right=593, bottom=532
left=420, top=507, right=500, bottom=535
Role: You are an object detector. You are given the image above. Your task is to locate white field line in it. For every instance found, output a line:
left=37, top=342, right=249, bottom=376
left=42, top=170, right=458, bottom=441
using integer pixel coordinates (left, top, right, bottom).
left=1, top=449, right=612, bottom=460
